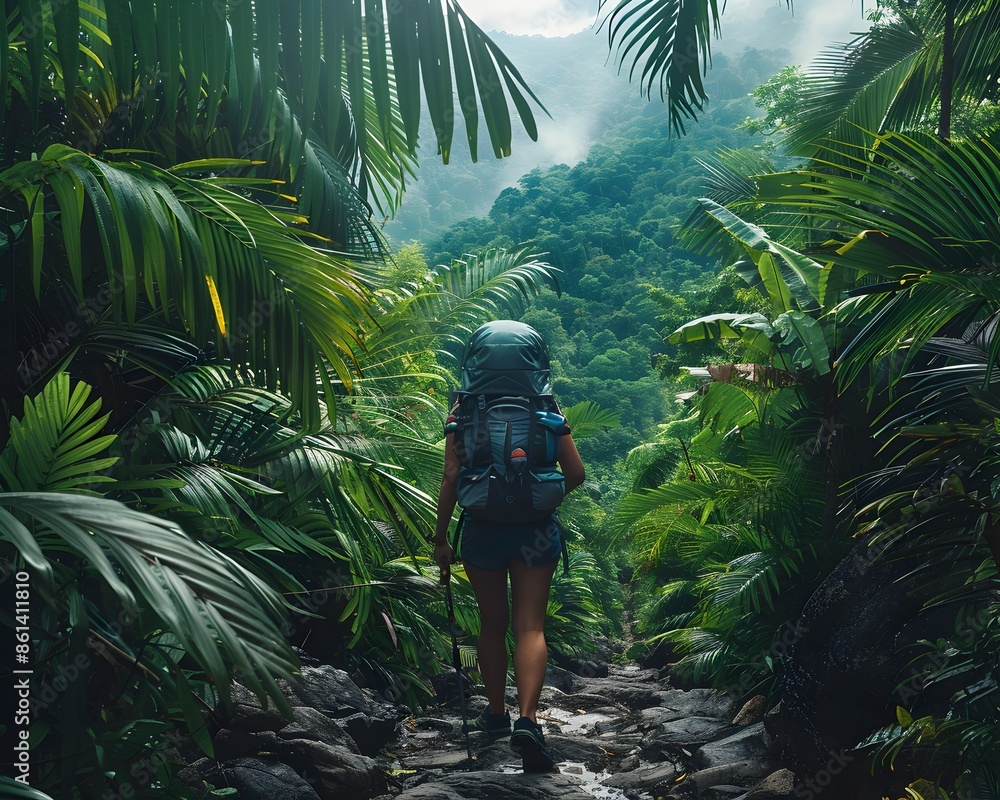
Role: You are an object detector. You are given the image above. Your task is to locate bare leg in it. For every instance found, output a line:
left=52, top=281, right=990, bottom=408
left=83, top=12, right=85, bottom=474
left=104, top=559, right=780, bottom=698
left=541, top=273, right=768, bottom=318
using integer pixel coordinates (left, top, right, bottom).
left=465, top=564, right=510, bottom=714
left=509, top=558, right=557, bottom=722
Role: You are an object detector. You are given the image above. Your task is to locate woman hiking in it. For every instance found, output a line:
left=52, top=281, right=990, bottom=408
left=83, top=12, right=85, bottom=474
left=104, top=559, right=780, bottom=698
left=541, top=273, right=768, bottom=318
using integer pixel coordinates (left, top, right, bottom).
left=433, top=320, right=586, bottom=772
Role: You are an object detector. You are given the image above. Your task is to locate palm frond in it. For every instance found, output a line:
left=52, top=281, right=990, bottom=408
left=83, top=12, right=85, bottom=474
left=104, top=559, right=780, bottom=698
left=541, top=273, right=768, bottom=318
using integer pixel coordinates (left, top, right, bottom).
left=0, top=373, right=299, bottom=709
left=678, top=149, right=788, bottom=262
left=598, top=0, right=727, bottom=135
left=698, top=550, right=801, bottom=616
left=0, top=373, right=116, bottom=494
left=562, top=401, right=621, bottom=438
left=422, top=247, right=562, bottom=340
left=784, top=22, right=930, bottom=159
left=623, top=440, right=686, bottom=492
left=4, top=1, right=544, bottom=170
left=747, top=132, right=1000, bottom=393
left=5, top=146, right=375, bottom=426
left=367, top=246, right=561, bottom=373
left=787, top=5, right=1000, bottom=158
left=0, top=491, right=298, bottom=712
left=128, top=369, right=440, bottom=566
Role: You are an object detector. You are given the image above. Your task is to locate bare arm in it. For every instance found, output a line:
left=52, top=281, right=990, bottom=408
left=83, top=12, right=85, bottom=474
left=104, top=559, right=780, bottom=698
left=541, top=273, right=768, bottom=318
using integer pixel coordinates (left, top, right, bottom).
left=433, top=433, right=461, bottom=579
left=434, top=433, right=460, bottom=543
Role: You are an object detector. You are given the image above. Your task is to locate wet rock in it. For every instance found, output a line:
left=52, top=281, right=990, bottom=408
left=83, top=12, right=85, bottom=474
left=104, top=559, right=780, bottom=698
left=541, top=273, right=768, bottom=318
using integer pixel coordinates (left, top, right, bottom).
left=732, top=696, right=767, bottom=726
left=217, top=757, right=320, bottom=800
left=763, top=702, right=781, bottom=741
left=451, top=740, right=506, bottom=771
left=573, top=677, right=661, bottom=709
left=615, top=665, right=661, bottom=681
left=176, top=756, right=216, bottom=789
left=280, top=706, right=358, bottom=752
left=430, top=668, right=469, bottom=708
left=559, top=691, right=628, bottom=711
left=391, top=770, right=596, bottom=799
left=694, top=722, right=769, bottom=769
left=745, top=768, right=797, bottom=799
left=654, top=715, right=734, bottom=745
left=617, top=754, right=640, bottom=771
left=658, top=688, right=734, bottom=719
left=563, top=658, right=609, bottom=679
left=272, top=737, right=387, bottom=800
left=548, top=732, right=622, bottom=768
left=596, top=730, right=645, bottom=754
left=639, top=736, right=696, bottom=765
left=778, top=530, right=958, bottom=790
left=637, top=704, right=688, bottom=728
left=545, top=664, right=585, bottom=693
left=538, top=685, right=570, bottom=706
left=543, top=708, right=617, bottom=736
left=402, top=749, right=472, bottom=770
left=601, top=760, right=683, bottom=793
left=226, top=682, right=289, bottom=732
left=286, top=665, right=374, bottom=717
left=275, top=665, right=398, bottom=756
left=213, top=727, right=263, bottom=761
left=556, top=635, right=618, bottom=677
left=704, top=787, right=749, bottom=799
left=220, top=646, right=791, bottom=800
left=687, top=759, right=775, bottom=794
left=414, top=717, right=456, bottom=733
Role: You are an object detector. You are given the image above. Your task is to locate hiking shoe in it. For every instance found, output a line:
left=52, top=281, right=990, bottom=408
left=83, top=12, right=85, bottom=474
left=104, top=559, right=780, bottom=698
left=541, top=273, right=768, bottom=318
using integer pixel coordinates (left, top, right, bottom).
left=510, top=716, right=557, bottom=772
left=469, top=707, right=512, bottom=738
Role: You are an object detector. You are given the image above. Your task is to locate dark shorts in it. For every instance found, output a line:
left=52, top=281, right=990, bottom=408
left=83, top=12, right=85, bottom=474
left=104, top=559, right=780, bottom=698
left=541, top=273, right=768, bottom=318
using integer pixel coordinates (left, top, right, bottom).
left=460, top=514, right=562, bottom=571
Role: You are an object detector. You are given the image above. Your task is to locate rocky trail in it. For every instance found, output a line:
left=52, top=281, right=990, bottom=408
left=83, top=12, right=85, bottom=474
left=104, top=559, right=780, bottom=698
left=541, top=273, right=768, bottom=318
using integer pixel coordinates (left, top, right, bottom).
left=183, top=652, right=797, bottom=800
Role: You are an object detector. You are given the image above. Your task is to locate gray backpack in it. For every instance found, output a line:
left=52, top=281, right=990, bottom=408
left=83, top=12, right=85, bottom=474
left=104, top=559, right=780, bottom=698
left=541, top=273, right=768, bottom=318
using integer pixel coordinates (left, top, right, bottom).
left=445, top=321, right=570, bottom=523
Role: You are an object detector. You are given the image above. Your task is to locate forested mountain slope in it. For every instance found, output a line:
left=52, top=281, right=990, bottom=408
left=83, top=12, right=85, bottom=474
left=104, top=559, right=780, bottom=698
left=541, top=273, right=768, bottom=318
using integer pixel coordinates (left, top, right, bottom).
left=414, top=49, right=786, bottom=491
left=385, top=30, right=789, bottom=244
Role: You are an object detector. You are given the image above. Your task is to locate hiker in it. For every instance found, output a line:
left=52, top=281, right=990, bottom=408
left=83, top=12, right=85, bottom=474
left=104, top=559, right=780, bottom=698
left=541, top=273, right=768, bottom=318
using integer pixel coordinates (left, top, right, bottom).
left=433, top=320, right=585, bottom=772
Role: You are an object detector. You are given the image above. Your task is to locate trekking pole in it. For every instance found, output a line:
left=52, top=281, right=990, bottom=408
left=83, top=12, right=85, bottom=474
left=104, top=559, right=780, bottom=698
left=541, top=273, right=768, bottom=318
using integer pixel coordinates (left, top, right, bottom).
left=443, top=573, right=473, bottom=762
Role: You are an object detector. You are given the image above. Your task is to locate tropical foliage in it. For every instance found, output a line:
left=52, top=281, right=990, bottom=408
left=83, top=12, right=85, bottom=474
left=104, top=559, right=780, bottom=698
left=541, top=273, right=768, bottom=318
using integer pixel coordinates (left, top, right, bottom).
left=11, top=0, right=1000, bottom=795
left=598, top=0, right=1000, bottom=142
left=0, top=3, right=622, bottom=799
left=596, top=0, right=1000, bottom=794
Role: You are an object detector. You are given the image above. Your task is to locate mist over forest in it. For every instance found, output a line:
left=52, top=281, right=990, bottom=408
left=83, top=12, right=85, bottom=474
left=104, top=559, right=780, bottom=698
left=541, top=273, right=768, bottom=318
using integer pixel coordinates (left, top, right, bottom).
left=385, top=2, right=868, bottom=244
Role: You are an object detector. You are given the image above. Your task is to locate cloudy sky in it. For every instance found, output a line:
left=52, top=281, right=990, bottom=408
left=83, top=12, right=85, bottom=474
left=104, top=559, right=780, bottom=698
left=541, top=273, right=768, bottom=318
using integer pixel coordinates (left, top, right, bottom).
left=459, top=0, right=595, bottom=37
left=458, top=1, right=871, bottom=66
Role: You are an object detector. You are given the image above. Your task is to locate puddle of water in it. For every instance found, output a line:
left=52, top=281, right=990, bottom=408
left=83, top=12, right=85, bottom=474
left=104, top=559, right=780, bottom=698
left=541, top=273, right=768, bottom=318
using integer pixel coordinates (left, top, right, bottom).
left=539, top=708, right=616, bottom=736
left=498, top=761, right=654, bottom=800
